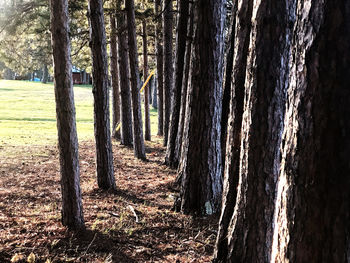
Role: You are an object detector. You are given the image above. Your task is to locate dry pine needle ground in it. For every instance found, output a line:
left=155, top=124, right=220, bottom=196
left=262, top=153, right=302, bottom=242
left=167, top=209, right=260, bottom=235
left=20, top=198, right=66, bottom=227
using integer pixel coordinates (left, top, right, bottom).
left=0, top=137, right=218, bottom=262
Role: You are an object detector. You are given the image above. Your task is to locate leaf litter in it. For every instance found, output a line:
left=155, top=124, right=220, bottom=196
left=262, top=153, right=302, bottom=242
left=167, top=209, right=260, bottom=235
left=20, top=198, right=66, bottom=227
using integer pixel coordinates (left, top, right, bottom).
left=0, top=137, right=218, bottom=262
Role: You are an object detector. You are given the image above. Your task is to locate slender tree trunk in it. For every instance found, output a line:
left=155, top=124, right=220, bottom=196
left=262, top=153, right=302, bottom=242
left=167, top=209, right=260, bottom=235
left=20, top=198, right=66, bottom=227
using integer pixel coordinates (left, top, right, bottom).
left=178, top=0, right=225, bottom=215
left=116, top=2, right=133, bottom=147
left=220, top=2, right=237, bottom=173
left=213, top=0, right=254, bottom=259
left=151, top=76, right=157, bottom=108
left=42, top=64, right=48, bottom=84
left=50, top=0, right=84, bottom=229
left=125, top=0, right=146, bottom=160
left=162, top=0, right=173, bottom=147
left=164, top=0, right=189, bottom=168
left=142, top=19, right=151, bottom=141
left=155, top=0, right=163, bottom=136
left=110, top=14, right=121, bottom=140
left=272, top=1, right=350, bottom=261
left=174, top=3, right=194, bottom=173
left=88, top=0, right=116, bottom=190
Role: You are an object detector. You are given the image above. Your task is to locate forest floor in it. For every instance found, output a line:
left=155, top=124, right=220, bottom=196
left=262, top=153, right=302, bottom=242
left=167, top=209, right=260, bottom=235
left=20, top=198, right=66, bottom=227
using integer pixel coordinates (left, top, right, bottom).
left=0, top=137, right=218, bottom=262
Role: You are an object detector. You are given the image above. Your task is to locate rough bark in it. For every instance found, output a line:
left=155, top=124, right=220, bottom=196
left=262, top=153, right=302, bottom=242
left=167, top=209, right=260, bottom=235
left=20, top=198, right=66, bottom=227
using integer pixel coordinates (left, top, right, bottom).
left=223, top=1, right=293, bottom=261
left=88, top=0, right=116, bottom=190
left=174, top=3, right=194, bottom=173
left=178, top=0, right=225, bottom=215
left=116, top=2, right=133, bottom=147
left=142, top=19, right=151, bottom=141
left=162, top=0, right=173, bottom=147
left=155, top=0, right=163, bottom=136
left=50, top=0, right=84, bottom=229
left=213, top=0, right=254, bottom=258
left=220, top=2, right=237, bottom=173
left=110, top=14, right=121, bottom=140
left=125, top=0, right=146, bottom=160
left=272, top=1, right=350, bottom=262
left=164, top=0, right=189, bottom=168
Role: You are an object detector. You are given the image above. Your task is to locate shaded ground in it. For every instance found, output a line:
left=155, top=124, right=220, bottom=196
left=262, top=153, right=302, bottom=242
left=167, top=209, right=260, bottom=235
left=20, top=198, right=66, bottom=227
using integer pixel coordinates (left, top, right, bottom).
left=0, top=137, right=218, bottom=262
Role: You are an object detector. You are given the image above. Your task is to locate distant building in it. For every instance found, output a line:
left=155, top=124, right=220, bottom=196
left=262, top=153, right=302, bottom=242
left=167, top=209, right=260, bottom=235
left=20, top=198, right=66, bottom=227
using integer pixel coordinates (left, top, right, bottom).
left=72, top=66, right=91, bottom=85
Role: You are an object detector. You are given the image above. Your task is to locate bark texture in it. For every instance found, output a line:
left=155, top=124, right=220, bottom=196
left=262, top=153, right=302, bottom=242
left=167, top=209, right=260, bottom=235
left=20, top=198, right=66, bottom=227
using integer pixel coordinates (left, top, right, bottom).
left=224, top=1, right=292, bottom=261
left=142, top=19, right=151, bottom=141
left=220, top=2, right=237, bottom=173
left=162, top=0, right=173, bottom=146
left=125, top=0, right=146, bottom=160
left=272, top=1, right=350, bottom=261
left=155, top=0, right=163, bottom=136
left=88, top=0, right=116, bottom=190
left=174, top=3, right=194, bottom=172
left=50, top=0, right=84, bottom=229
left=164, top=0, right=189, bottom=168
left=213, top=0, right=254, bottom=259
left=178, top=0, right=225, bottom=215
left=116, top=2, right=133, bottom=147
left=110, top=14, right=121, bottom=140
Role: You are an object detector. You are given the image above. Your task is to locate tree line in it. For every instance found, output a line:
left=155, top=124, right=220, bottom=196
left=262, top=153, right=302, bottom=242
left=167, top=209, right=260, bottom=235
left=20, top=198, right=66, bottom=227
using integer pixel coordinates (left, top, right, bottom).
left=4, top=0, right=350, bottom=261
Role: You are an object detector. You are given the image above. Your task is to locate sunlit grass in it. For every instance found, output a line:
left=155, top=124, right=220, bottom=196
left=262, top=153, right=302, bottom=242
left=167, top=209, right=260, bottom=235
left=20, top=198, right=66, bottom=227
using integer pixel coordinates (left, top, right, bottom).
left=0, top=80, right=159, bottom=147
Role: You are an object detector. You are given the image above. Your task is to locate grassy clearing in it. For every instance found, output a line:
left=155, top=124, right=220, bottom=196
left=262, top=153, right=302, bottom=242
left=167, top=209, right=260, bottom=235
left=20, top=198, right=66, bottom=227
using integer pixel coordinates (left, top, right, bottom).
left=0, top=80, right=158, bottom=149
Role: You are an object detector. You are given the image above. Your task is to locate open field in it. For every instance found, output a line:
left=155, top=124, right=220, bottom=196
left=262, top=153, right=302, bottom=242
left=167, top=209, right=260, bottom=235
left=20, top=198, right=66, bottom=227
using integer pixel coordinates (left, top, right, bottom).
left=0, top=80, right=158, bottom=156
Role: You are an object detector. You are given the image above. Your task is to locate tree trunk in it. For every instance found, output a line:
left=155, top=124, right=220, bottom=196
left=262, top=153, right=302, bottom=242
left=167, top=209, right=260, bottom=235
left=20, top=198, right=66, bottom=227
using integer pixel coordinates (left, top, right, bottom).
left=174, top=3, right=194, bottom=173
left=178, top=0, right=225, bottom=215
left=116, top=2, right=133, bottom=147
left=272, top=1, right=350, bottom=261
left=213, top=0, right=254, bottom=260
left=155, top=0, right=163, bottom=136
left=110, top=14, right=121, bottom=140
left=220, top=2, right=237, bottom=174
left=42, top=64, right=48, bottom=84
left=162, top=0, right=173, bottom=147
left=164, top=0, right=189, bottom=168
left=142, top=19, right=151, bottom=141
left=88, top=0, right=116, bottom=190
left=151, top=76, right=157, bottom=109
left=224, top=0, right=292, bottom=261
left=125, top=0, right=146, bottom=160
left=50, top=0, right=84, bottom=230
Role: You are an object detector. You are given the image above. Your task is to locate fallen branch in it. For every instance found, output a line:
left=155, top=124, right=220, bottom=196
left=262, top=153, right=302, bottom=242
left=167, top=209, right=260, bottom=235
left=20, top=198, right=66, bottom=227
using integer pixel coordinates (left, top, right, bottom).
left=128, top=205, right=139, bottom=223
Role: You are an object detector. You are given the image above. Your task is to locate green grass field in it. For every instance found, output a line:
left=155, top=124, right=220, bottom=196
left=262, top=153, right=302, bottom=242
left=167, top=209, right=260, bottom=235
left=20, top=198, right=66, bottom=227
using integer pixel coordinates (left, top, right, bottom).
left=0, top=80, right=158, bottom=147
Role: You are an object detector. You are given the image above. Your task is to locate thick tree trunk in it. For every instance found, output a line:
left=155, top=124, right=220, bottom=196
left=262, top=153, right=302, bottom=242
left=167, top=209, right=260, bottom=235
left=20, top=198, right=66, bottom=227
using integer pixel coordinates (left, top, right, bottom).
left=225, top=0, right=291, bottom=261
left=50, top=0, right=84, bottom=229
left=213, top=0, right=254, bottom=258
left=178, top=0, right=225, bottom=215
left=155, top=0, right=163, bottom=136
left=88, top=0, right=116, bottom=190
left=116, top=2, right=133, bottom=147
left=272, top=1, right=350, bottom=261
left=162, top=0, right=173, bottom=147
left=110, top=14, right=121, bottom=140
left=125, top=0, right=146, bottom=160
left=142, top=19, right=151, bottom=141
left=164, top=0, right=189, bottom=168
left=220, top=2, right=237, bottom=173
left=174, top=3, right=194, bottom=173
